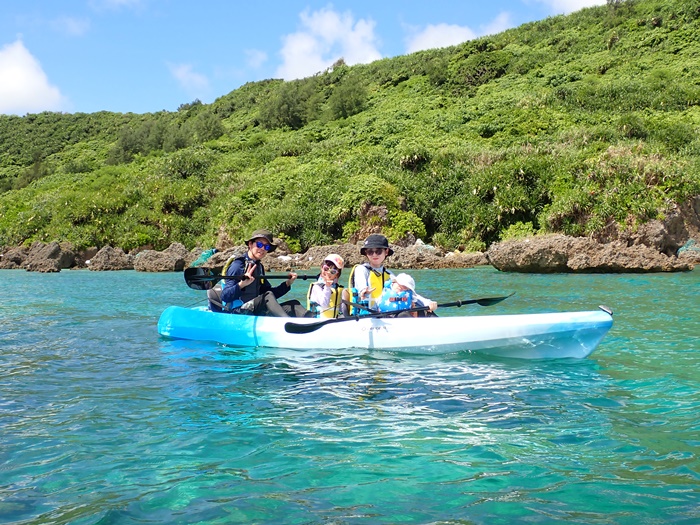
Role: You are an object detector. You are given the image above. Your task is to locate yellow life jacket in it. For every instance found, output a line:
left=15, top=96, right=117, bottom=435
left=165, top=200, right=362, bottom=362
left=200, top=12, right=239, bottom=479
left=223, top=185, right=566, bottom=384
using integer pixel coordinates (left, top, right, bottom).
left=221, top=256, right=236, bottom=276
left=347, top=263, right=392, bottom=313
left=306, top=282, right=344, bottom=318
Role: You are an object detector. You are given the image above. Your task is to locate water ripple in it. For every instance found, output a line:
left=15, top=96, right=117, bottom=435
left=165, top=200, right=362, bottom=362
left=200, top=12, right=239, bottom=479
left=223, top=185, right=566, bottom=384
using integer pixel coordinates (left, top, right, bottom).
left=1, top=269, right=698, bottom=524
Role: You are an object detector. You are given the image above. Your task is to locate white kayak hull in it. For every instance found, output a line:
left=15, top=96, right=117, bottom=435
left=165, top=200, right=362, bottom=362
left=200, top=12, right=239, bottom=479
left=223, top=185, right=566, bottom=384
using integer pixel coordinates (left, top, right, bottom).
left=157, top=306, right=613, bottom=359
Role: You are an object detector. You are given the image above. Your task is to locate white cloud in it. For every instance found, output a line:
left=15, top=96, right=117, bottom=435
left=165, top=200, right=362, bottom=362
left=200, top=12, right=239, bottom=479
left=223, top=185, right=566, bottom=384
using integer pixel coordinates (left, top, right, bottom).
left=0, top=40, right=65, bottom=115
left=245, top=49, right=268, bottom=69
left=276, top=7, right=382, bottom=80
left=406, top=24, right=477, bottom=54
left=405, top=11, right=514, bottom=54
left=168, top=62, right=210, bottom=97
left=533, top=0, right=607, bottom=14
left=51, top=16, right=91, bottom=37
left=404, top=0, right=604, bottom=55
left=89, top=0, right=144, bottom=10
left=482, top=12, right=514, bottom=37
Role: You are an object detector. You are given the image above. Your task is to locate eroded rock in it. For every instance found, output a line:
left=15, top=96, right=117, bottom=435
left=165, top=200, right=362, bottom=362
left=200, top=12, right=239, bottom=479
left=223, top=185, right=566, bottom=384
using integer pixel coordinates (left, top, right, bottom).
left=89, top=246, right=134, bottom=271
left=487, top=234, right=693, bottom=273
left=23, top=242, right=76, bottom=273
left=133, top=243, right=194, bottom=272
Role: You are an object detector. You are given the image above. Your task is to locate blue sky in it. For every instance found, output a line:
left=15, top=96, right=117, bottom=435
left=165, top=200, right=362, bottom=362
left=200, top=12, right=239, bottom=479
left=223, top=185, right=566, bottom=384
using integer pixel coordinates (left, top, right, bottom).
left=0, top=0, right=605, bottom=116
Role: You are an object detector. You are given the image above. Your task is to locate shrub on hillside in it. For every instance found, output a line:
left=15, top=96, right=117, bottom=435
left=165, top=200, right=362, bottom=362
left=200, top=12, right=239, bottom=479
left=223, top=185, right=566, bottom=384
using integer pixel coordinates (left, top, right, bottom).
left=258, top=79, right=319, bottom=130
left=328, top=75, right=367, bottom=120
left=162, top=147, right=215, bottom=179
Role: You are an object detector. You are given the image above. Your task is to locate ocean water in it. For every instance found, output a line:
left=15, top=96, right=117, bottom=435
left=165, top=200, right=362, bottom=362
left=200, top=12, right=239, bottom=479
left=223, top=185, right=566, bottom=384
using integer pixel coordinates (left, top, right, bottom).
left=0, top=267, right=698, bottom=525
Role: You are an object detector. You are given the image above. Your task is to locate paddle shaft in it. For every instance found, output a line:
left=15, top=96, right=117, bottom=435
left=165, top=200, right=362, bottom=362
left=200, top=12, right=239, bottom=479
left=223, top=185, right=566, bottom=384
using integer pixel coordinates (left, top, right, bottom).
left=184, top=267, right=315, bottom=290
left=284, top=294, right=514, bottom=334
left=195, top=273, right=314, bottom=282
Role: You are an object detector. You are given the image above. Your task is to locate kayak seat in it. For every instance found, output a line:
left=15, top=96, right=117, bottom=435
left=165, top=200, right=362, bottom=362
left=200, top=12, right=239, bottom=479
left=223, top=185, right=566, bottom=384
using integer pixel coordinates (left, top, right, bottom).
left=207, top=284, right=226, bottom=313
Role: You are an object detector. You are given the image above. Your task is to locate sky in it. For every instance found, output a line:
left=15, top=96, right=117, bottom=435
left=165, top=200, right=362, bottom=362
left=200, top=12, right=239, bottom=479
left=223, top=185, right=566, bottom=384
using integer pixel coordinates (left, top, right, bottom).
left=0, top=0, right=607, bottom=116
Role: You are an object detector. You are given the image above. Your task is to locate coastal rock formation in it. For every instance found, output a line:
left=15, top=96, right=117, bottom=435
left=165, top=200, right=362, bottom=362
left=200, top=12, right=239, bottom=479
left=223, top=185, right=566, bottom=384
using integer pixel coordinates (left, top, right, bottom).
left=133, top=242, right=194, bottom=272
left=567, top=240, right=693, bottom=272
left=273, top=243, right=359, bottom=271
left=89, top=246, right=134, bottom=271
left=0, top=246, right=28, bottom=269
left=260, top=241, right=488, bottom=272
left=23, top=242, right=76, bottom=273
left=678, top=239, right=700, bottom=263
left=0, top=244, right=106, bottom=271
left=194, top=240, right=488, bottom=274
left=75, top=247, right=99, bottom=268
left=487, top=234, right=693, bottom=273
left=592, top=196, right=700, bottom=252
left=434, top=251, right=490, bottom=269
left=487, top=198, right=699, bottom=273
left=201, top=247, right=245, bottom=269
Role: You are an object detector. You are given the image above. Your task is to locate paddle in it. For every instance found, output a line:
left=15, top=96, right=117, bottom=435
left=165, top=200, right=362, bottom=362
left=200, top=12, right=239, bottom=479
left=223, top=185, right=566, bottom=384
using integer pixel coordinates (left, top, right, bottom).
left=184, top=267, right=316, bottom=290
left=284, top=293, right=514, bottom=334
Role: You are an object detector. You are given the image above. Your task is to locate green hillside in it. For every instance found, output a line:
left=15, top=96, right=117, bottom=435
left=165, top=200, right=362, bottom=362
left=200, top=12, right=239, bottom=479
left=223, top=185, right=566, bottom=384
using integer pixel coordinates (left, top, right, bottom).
left=1, top=0, right=699, bottom=253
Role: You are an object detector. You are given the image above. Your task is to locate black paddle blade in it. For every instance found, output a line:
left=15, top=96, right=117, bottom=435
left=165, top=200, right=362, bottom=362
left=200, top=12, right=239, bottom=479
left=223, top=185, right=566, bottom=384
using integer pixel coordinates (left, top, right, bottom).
left=284, top=318, right=346, bottom=334
left=438, top=293, right=514, bottom=308
left=184, top=267, right=219, bottom=290
left=475, top=293, right=515, bottom=306
left=284, top=322, right=319, bottom=335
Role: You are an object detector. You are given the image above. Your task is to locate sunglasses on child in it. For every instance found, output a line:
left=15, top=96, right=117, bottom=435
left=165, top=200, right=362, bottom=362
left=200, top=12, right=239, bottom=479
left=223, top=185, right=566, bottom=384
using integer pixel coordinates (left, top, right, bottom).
left=365, top=248, right=386, bottom=256
left=322, top=263, right=339, bottom=275
left=254, top=240, right=272, bottom=251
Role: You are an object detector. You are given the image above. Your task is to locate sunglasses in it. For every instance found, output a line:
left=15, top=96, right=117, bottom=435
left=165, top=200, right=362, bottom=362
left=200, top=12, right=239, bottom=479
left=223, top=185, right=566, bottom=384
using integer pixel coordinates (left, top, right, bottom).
left=254, top=240, right=272, bottom=251
left=322, top=263, right=339, bottom=275
left=365, top=248, right=386, bottom=256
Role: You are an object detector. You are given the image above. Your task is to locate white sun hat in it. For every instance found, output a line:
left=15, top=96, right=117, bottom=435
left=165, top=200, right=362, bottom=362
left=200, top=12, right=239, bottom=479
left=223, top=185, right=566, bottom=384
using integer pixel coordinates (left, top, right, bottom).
left=393, top=273, right=416, bottom=292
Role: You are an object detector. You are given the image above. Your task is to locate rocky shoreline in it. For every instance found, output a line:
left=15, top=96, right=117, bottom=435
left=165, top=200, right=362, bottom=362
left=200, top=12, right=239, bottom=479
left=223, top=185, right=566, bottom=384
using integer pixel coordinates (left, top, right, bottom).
left=2, top=199, right=699, bottom=274
left=1, top=233, right=697, bottom=275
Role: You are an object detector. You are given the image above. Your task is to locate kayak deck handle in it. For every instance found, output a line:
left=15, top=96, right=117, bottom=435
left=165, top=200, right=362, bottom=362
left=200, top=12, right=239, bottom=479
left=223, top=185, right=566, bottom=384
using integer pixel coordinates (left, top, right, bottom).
left=598, top=305, right=613, bottom=316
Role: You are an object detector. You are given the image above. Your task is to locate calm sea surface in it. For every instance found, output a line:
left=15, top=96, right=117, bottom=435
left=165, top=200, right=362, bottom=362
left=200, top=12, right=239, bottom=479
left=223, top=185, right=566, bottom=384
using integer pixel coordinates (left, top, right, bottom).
left=1, top=267, right=698, bottom=525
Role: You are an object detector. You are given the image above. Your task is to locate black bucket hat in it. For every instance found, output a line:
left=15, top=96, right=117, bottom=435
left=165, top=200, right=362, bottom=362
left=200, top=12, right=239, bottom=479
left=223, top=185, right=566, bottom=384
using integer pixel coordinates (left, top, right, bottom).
left=245, top=229, right=277, bottom=252
left=360, top=234, right=394, bottom=256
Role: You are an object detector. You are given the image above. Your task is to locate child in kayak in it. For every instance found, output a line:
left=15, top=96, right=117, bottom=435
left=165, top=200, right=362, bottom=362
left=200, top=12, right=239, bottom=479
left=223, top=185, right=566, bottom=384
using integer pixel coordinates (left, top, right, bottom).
left=306, top=253, right=349, bottom=318
left=376, top=273, right=437, bottom=317
left=347, top=233, right=393, bottom=313
left=348, top=233, right=437, bottom=315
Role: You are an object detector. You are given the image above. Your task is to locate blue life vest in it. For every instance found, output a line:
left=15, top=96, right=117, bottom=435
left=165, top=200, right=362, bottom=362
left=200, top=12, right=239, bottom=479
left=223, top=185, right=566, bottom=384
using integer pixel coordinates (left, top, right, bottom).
left=376, top=284, right=413, bottom=312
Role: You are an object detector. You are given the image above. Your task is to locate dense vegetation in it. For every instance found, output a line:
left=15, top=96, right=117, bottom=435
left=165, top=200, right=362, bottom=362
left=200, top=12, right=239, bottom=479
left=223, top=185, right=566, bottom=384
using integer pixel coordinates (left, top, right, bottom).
left=1, top=0, right=699, bottom=253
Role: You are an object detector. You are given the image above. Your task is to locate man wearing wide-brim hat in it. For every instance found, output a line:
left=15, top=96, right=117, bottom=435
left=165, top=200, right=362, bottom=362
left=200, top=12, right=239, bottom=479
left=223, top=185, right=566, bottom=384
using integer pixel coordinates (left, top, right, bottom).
left=245, top=229, right=277, bottom=253
left=218, top=228, right=310, bottom=317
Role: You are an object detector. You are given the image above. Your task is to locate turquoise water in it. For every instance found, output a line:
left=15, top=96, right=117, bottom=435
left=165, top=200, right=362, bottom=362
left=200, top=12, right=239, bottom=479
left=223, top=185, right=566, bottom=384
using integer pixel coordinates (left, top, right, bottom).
left=1, top=267, right=698, bottom=525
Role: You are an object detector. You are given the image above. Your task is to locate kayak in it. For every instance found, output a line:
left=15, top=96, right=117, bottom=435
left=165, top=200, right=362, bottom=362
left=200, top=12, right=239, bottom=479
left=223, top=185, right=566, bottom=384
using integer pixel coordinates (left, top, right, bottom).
left=157, top=305, right=613, bottom=359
